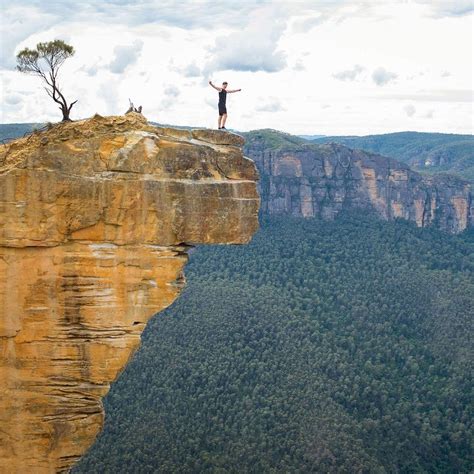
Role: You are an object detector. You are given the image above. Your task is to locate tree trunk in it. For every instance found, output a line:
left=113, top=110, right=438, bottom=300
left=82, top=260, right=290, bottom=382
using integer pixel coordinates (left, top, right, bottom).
left=61, top=103, right=74, bottom=121
left=61, top=108, right=71, bottom=121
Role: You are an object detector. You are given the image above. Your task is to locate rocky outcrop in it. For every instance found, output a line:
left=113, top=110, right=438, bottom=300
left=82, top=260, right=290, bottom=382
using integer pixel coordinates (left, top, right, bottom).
left=0, top=113, right=259, bottom=473
left=244, top=137, right=472, bottom=233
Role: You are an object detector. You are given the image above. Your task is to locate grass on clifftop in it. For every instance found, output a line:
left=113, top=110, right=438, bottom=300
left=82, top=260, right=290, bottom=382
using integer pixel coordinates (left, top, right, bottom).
left=243, top=129, right=309, bottom=150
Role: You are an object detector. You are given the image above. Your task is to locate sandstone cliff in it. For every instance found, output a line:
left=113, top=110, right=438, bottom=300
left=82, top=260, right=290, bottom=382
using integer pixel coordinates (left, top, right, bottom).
left=0, top=114, right=259, bottom=473
left=244, top=131, right=472, bottom=233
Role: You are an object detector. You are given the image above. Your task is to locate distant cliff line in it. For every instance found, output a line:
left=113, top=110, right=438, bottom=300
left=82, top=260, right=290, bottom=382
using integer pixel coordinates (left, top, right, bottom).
left=1, top=123, right=472, bottom=233
left=243, top=130, right=472, bottom=234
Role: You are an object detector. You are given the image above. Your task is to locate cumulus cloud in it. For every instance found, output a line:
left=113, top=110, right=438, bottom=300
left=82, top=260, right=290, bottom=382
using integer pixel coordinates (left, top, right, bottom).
left=205, top=7, right=287, bottom=74
left=423, top=109, right=435, bottom=118
left=382, top=89, right=473, bottom=102
left=372, top=67, right=398, bottom=86
left=417, top=0, right=473, bottom=17
left=293, top=60, right=306, bottom=71
left=5, top=1, right=354, bottom=34
left=255, top=97, right=285, bottom=113
left=159, top=85, right=181, bottom=110
left=81, top=60, right=104, bottom=76
left=204, top=97, right=217, bottom=110
left=1, top=5, right=58, bottom=68
left=333, top=64, right=364, bottom=81
left=4, top=94, right=23, bottom=106
left=441, top=70, right=451, bottom=77
left=182, top=63, right=201, bottom=78
left=98, top=81, right=120, bottom=114
left=164, top=85, right=180, bottom=97
left=168, top=58, right=202, bottom=78
left=403, top=104, right=416, bottom=117
left=108, top=40, right=143, bottom=74
left=292, top=14, right=325, bottom=33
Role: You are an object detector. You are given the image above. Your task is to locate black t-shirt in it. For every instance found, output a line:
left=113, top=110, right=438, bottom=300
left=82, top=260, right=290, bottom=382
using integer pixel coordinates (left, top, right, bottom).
left=219, top=89, right=227, bottom=105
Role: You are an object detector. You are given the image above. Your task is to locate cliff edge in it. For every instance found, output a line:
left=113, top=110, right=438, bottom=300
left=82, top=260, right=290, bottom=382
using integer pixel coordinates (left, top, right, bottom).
left=244, top=131, right=472, bottom=233
left=0, top=113, right=259, bottom=472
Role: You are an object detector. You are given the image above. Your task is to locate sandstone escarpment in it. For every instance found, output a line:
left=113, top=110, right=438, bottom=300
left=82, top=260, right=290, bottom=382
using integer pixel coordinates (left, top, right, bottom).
left=0, top=113, right=259, bottom=473
left=244, top=138, right=472, bottom=233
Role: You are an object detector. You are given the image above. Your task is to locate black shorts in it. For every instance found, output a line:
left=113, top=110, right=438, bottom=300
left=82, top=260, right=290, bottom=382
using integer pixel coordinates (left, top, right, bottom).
left=218, top=103, right=227, bottom=116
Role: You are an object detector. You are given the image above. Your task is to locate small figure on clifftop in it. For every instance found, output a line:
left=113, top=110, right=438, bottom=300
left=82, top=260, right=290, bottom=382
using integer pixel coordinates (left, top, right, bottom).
left=126, top=99, right=143, bottom=114
left=208, top=80, right=241, bottom=130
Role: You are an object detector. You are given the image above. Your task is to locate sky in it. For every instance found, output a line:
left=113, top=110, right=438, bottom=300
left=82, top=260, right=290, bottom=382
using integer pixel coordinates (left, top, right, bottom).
left=1, top=0, right=473, bottom=135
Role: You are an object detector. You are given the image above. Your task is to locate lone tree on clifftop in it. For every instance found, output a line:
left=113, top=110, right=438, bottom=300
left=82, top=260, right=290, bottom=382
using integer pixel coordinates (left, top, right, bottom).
left=16, top=40, right=77, bottom=121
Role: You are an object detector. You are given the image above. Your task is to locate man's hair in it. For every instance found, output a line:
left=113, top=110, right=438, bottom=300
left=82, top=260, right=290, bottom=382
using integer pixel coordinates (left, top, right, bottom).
left=222, top=81, right=228, bottom=85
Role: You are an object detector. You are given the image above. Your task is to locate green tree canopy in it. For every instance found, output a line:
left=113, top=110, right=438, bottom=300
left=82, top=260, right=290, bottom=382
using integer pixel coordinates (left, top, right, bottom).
left=16, top=40, right=77, bottom=121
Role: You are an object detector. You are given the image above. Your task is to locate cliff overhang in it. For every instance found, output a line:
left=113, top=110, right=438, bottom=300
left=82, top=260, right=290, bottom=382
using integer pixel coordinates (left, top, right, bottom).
left=0, top=113, right=260, bottom=472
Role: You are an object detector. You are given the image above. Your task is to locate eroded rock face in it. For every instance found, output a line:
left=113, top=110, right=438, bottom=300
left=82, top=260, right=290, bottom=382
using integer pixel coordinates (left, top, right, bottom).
left=244, top=142, right=472, bottom=233
left=0, top=113, right=259, bottom=473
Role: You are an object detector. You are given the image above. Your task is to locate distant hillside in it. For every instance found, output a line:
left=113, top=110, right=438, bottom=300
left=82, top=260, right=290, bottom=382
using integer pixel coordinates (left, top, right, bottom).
left=2, top=124, right=471, bottom=233
left=242, top=129, right=473, bottom=233
left=244, top=128, right=309, bottom=149
left=3, top=125, right=471, bottom=184
left=0, top=123, right=42, bottom=142
left=312, top=131, right=474, bottom=183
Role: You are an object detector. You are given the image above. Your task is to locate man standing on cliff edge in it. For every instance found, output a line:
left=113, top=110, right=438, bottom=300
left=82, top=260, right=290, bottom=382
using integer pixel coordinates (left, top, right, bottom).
left=209, top=80, right=242, bottom=130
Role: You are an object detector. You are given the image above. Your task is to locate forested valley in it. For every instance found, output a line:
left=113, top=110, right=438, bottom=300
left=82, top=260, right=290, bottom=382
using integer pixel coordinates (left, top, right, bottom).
left=75, top=213, right=473, bottom=473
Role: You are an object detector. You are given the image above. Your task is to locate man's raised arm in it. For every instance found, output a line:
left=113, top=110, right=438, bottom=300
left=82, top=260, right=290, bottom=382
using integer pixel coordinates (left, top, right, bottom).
left=209, top=80, right=222, bottom=91
left=227, top=88, right=242, bottom=93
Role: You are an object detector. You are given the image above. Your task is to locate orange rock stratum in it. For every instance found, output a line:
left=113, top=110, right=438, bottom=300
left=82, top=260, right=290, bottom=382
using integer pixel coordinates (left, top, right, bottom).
left=0, top=113, right=259, bottom=473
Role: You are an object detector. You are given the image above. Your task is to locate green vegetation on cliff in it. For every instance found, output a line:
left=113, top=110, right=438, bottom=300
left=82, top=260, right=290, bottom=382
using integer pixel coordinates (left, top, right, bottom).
left=312, top=131, right=474, bottom=183
left=75, top=214, right=473, bottom=473
left=3, top=125, right=472, bottom=183
left=243, top=129, right=309, bottom=150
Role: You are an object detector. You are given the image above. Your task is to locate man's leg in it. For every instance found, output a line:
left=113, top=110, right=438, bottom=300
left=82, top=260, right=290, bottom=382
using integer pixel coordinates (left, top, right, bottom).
left=221, top=113, right=227, bottom=128
left=218, top=114, right=222, bottom=129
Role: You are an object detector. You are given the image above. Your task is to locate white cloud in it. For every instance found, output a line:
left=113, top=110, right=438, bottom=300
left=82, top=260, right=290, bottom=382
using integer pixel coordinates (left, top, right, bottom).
left=159, top=85, right=181, bottom=110
left=380, top=90, right=474, bottom=102
left=4, top=94, right=23, bottom=106
left=204, top=97, right=217, bottom=110
left=372, top=67, right=398, bottom=86
left=205, top=6, right=287, bottom=74
left=98, top=81, right=120, bottom=115
left=182, top=63, right=201, bottom=78
left=293, top=60, right=306, bottom=72
left=255, top=98, right=285, bottom=113
left=1, top=0, right=472, bottom=135
left=418, top=0, right=473, bottom=17
left=292, top=15, right=325, bottom=33
left=81, top=60, right=104, bottom=76
left=333, top=65, right=365, bottom=81
left=164, top=85, right=180, bottom=97
left=1, top=5, right=58, bottom=68
left=108, top=40, right=143, bottom=74
left=404, top=104, right=416, bottom=117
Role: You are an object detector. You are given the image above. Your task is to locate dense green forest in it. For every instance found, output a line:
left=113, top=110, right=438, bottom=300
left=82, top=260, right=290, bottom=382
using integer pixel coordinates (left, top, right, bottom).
left=74, top=214, right=473, bottom=473
left=312, top=131, right=474, bottom=183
